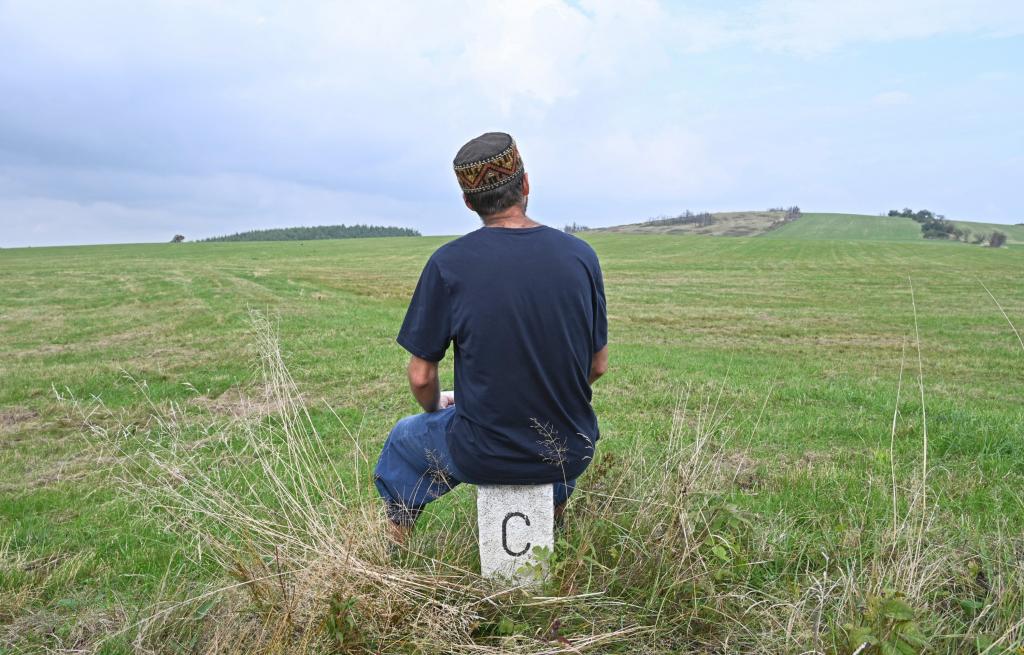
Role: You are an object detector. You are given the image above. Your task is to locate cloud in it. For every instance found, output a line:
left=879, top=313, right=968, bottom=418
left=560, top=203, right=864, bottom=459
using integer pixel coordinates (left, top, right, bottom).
left=978, top=71, right=1014, bottom=82
left=1, top=0, right=1022, bottom=246
left=578, top=128, right=733, bottom=198
left=687, top=0, right=1024, bottom=54
left=0, top=167, right=454, bottom=248
left=872, top=91, right=913, bottom=106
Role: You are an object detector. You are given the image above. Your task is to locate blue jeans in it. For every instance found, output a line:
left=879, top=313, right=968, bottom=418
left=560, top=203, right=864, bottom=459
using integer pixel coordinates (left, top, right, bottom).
left=374, top=407, right=576, bottom=526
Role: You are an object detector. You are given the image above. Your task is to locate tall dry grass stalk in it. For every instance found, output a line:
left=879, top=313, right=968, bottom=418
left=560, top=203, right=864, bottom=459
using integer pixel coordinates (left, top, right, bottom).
left=73, top=311, right=1023, bottom=654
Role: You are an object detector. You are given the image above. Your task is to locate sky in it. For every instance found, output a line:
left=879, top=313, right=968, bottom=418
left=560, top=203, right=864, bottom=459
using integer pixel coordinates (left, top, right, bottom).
left=0, top=0, right=1022, bottom=247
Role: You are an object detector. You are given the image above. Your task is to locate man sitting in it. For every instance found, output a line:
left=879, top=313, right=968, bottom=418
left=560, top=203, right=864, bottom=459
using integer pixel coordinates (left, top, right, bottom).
left=374, top=132, right=609, bottom=541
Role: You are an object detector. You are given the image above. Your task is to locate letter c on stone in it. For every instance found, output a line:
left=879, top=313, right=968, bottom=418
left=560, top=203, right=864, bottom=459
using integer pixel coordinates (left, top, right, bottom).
left=501, top=511, right=531, bottom=556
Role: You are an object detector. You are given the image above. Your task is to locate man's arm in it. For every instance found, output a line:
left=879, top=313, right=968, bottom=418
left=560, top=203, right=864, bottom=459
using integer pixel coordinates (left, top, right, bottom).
left=407, top=355, right=456, bottom=412
left=407, top=355, right=440, bottom=412
left=589, top=345, right=609, bottom=385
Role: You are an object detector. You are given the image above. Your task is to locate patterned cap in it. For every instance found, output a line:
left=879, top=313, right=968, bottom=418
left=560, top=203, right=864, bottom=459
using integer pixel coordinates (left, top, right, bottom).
left=453, top=132, right=524, bottom=194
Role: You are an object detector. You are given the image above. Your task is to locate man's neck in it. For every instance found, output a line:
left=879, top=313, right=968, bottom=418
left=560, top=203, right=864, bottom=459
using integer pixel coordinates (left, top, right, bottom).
left=482, top=206, right=539, bottom=229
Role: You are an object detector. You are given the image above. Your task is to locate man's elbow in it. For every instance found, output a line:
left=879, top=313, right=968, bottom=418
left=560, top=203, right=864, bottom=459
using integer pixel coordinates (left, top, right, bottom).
left=407, top=358, right=438, bottom=390
left=408, top=369, right=434, bottom=390
left=590, top=346, right=609, bottom=381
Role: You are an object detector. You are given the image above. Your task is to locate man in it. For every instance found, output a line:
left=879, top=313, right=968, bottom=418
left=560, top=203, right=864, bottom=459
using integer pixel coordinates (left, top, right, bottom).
left=374, top=132, right=609, bottom=539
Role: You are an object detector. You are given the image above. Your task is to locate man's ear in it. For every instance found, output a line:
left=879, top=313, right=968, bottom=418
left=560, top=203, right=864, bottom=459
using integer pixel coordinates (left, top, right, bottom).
left=521, top=172, right=530, bottom=197
left=463, top=193, right=474, bottom=211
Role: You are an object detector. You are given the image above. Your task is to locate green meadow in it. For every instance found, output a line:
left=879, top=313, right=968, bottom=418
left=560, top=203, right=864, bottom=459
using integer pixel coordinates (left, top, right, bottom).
left=764, top=212, right=1024, bottom=244
left=2, top=214, right=1023, bottom=652
left=762, top=212, right=925, bottom=241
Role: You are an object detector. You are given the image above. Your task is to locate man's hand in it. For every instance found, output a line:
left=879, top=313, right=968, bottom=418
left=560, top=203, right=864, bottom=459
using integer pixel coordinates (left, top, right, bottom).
left=438, top=390, right=456, bottom=409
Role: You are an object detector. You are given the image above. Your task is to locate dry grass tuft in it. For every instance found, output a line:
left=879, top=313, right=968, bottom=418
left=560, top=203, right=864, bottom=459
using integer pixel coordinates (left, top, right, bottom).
left=0, top=406, right=40, bottom=432
left=189, top=381, right=302, bottom=420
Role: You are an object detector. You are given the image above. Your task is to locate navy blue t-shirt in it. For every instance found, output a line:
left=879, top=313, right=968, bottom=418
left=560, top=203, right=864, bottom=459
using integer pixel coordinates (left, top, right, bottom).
left=397, top=225, right=607, bottom=484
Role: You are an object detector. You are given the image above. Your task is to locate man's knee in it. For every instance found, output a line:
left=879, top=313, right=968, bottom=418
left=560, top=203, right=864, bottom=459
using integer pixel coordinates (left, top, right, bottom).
left=378, top=414, right=424, bottom=462
left=389, top=413, right=420, bottom=437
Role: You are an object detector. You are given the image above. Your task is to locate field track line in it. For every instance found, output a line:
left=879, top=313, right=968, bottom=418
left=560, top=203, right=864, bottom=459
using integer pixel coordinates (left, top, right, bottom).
left=976, top=277, right=1024, bottom=352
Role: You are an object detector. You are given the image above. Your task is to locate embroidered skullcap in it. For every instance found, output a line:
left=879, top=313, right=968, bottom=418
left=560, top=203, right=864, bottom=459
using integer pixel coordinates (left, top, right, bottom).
left=453, top=132, right=524, bottom=194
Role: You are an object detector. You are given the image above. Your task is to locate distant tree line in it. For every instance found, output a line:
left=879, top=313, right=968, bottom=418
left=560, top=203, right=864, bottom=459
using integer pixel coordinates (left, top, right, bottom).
left=641, top=206, right=801, bottom=229
left=202, top=224, right=421, bottom=243
left=645, top=210, right=716, bottom=227
left=563, top=222, right=591, bottom=234
left=888, top=208, right=1006, bottom=247
left=767, top=206, right=802, bottom=221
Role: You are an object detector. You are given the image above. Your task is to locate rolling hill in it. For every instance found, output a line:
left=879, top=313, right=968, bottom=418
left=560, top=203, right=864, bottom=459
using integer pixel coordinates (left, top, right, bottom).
left=761, top=213, right=922, bottom=241
left=948, top=219, right=1024, bottom=245
left=202, top=224, right=421, bottom=242
left=590, top=210, right=792, bottom=237
left=592, top=211, right=1023, bottom=244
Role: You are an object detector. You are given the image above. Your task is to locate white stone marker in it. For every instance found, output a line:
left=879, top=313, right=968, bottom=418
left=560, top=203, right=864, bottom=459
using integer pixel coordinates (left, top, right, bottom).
left=476, top=484, right=554, bottom=583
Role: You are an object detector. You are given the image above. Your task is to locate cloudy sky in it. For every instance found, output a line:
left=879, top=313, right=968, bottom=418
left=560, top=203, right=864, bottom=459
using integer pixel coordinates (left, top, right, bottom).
left=1, top=1, right=1022, bottom=247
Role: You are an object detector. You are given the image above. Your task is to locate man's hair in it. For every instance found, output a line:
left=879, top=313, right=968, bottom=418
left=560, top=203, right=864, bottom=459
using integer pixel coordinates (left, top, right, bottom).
left=464, top=175, right=525, bottom=218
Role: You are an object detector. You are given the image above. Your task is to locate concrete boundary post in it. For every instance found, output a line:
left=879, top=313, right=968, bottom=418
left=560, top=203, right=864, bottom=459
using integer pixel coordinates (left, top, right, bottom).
left=476, top=484, right=554, bottom=583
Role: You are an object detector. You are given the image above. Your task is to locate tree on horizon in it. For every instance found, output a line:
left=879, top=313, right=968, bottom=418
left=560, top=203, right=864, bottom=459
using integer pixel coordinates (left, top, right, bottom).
left=202, top=224, right=421, bottom=242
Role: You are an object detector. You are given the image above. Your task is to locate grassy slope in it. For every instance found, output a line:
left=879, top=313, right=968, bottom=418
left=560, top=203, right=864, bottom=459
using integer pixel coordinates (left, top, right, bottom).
left=2, top=233, right=1023, bottom=650
left=948, top=220, right=1024, bottom=245
left=594, top=211, right=788, bottom=237
left=763, top=212, right=1024, bottom=245
left=762, top=212, right=924, bottom=241
left=592, top=211, right=1024, bottom=246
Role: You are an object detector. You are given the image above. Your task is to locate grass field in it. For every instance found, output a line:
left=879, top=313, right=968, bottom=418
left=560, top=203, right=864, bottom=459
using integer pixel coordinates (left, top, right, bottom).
left=762, top=213, right=925, bottom=241
left=947, top=220, right=1024, bottom=246
left=2, top=227, right=1023, bottom=652
left=593, top=211, right=1024, bottom=246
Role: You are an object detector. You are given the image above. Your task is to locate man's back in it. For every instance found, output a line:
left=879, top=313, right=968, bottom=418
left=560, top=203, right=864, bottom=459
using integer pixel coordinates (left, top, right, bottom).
left=397, top=225, right=607, bottom=484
